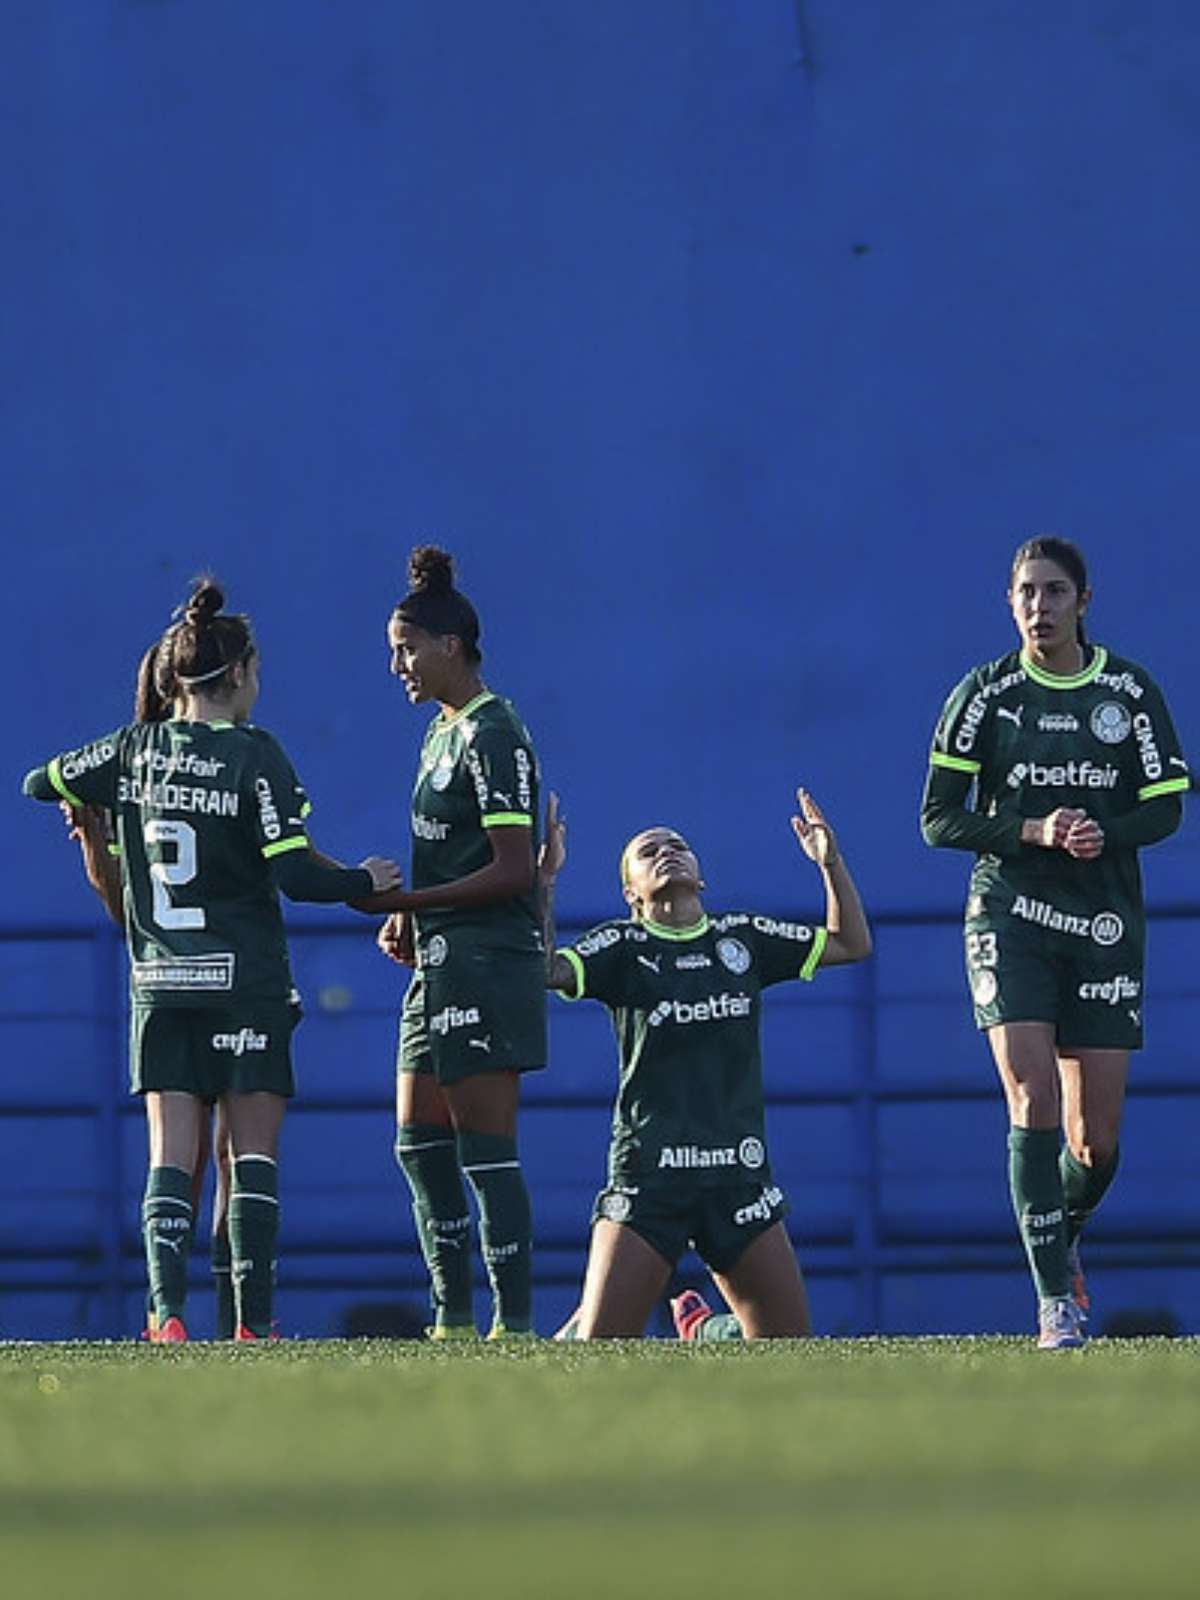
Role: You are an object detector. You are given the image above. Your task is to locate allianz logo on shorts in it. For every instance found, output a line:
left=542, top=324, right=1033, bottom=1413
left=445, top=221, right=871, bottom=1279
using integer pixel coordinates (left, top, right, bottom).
left=733, top=1185, right=783, bottom=1226
left=211, top=1028, right=270, bottom=1056
left=1010, top=895, right=1124, bottom=946
left=1077, top=975, right=1141, bottom=1006
left=657, top=1138, right=765, bottom=1172
left=431, top=1004, right=481, bottom=1036
left=647, top=992, right=752, bottom=1027
left=1006, top=760, right=1118, bottom=790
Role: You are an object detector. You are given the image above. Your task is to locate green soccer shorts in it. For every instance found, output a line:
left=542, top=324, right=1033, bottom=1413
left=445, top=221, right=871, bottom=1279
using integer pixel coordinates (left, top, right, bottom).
left=591, top=1179, right=790, bottom=1275
left=130, top=1000, right=300, bottom=1098
left=964, top=887, right=1145, bottom=1050
left=397, top=933, right=547, bottom=1084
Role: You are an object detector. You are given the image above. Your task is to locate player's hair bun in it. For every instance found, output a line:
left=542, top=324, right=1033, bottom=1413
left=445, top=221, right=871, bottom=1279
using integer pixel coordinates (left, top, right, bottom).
left=407, top=546, right=455, bottom=596
left=184, top=577, right=225, bottom=629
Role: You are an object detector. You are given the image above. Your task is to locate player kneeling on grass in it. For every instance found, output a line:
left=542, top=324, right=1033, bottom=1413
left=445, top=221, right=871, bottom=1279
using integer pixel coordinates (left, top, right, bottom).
left=23, top=579, right=402, bottom=1344
left=540, top=790, right=871, bottom=1340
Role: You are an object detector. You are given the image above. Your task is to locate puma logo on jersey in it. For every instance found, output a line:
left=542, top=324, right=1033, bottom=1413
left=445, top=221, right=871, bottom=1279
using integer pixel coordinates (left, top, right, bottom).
left=996, top=705, right=1023, bottom=727
left=638, top=955, right=662, bottom=974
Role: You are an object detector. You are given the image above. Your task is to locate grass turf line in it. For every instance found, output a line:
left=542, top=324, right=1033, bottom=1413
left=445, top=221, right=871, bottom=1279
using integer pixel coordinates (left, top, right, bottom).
left=2, top=1337, right=1197, bottom=1600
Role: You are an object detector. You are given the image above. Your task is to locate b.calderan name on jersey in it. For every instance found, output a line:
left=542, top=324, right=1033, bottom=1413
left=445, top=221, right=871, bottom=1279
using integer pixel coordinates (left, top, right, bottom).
left=118, top=775, right=239, bottom=815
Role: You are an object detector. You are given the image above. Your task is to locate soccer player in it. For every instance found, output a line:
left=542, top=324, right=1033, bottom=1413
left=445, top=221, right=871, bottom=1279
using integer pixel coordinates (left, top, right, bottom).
left=921, top=536, right=1188, bottom=1349
left=62, top=640, right=238, bottom=1338
left=539, top=789, right=872, bottom=1339
left=24, top=579, right=402, bottom=1343
left=376, top=546, right=545, bottom=1340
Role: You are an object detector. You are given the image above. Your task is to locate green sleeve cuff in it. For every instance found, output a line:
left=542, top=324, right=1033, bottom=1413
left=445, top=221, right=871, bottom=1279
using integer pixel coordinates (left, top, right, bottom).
left=482, top=811, right=534, bottom=828
left=262, top=835, right=309, bottom=860
left=1138, top=777, right=1189, bottom=802
left=47, top=758, right=85, bottom=809
left=929, top=751, right=981, bottom=776
left=799, top=927, right=828, bottom=981
left=558, top=948, right=585, bottom=1000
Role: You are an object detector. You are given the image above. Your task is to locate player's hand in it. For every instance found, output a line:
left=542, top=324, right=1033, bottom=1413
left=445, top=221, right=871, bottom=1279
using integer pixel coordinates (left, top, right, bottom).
left=538, top=792, right=566, bottom=884
left=1064, top=814, right=1105, bottom=860
left=1026, top=808, right=1086, bottom=850
left=60, top=800, right=106, bottom=847
left=377, top=912, right=414, bottom=966
left=791, top=789, right=840, bottom=867
left=361, top=856, right=403, bottom=893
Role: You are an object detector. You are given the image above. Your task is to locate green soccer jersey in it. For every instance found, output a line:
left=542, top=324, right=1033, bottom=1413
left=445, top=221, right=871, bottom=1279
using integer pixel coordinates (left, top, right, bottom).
left=561, top=912, right=828, bottom=1188
left=410, top=690, right=540, bottom=945
left=924, top=645, right=1188, bottom=918
left=36, top=720, right=311, bottom=1007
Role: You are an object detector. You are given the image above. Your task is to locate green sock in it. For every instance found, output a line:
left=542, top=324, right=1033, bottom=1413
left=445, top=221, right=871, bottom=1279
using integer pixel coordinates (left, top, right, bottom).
left=1008, top=1128, right=1069, bottom=1300
left=211, top=1227, right=234, bottom=1339
left=695, top=1313, right=744, bottom=1342
left=228, top=1155, right=279, bottom=1337
left=457, top=1130, right=533, bottom=1334
left=1060, top=1145, right=1119, bottom=1244
left=395, top=1126, right=475, bottom=1329
left=142, top=1165, right=194, bottom=1325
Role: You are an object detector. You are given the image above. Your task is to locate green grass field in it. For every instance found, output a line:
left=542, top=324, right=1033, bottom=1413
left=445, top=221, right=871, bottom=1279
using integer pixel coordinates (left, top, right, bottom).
left=3, top=1337, right=1197, bottom=1600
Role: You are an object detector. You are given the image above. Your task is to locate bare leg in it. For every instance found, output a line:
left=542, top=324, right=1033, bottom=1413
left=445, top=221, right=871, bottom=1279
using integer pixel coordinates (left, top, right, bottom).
left=987, top=1021, right=1061, bottom=1127
left=144, top=1090, right=205, bottom=1171
left=712, top=1222, right=811, bottom=1338
left=1058, top=1049, right=1128, bottom=1167
left=574, top=1220, right=673, bottom=1339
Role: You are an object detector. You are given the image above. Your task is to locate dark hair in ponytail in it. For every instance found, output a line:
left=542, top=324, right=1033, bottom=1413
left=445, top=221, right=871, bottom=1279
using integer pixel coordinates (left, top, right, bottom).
left=1010, top=535, right=1090, bottom=644
left=159, top=576, right=256, bottom=697
left=133, top=642, right=173, bottom=723
left=393, top=545, right=481, bottom=662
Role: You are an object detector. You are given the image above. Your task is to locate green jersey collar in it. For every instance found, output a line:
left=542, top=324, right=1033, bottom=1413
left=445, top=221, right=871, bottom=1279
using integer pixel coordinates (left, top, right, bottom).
left=641, top=914, right=710, bottom=942
left=1020, top=644, right=1107, bottom=691
left=436, top=690, right=495, bottom=728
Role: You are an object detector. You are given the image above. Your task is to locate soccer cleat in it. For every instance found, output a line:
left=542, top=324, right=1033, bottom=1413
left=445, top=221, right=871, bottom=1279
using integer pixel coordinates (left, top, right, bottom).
left=1037, top=1295, right=1087, bottom=1350
left=425, top=1322, right=478, bottom=1342
left=485, top=1323, right=537, bottom=1342
left=1066, top=1240, right=1090, bottom=1317
left=234, top=1324, right=280, bottom=1342
left=152, top=1316, right=189, bottom=1345
left=670, top=1289, right=714, bottom=1342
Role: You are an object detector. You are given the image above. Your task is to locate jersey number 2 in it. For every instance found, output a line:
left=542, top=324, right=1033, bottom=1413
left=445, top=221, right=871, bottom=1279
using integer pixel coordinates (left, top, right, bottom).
left=145, top=819, right=205, bottom=930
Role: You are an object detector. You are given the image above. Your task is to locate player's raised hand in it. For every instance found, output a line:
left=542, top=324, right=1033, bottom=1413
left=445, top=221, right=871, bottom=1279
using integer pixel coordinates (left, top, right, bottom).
left=538, top=791, right=566, bottom=884
left=791, top=789, right=840, bottom=868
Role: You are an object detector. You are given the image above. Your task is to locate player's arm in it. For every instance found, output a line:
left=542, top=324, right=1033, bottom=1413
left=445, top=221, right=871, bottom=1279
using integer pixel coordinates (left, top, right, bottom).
left=65, top=803, right=124, bottom=925
left=1081, top=685, right=1189, bottom=855
left=537, top=792, right=577, bottom=993
left=790, top=789, right=872, bottom=966
left=270, top=845, right=399, bottom=904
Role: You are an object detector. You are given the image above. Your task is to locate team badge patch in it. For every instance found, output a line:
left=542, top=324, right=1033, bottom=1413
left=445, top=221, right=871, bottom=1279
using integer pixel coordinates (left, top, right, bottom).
left=430, top=757, right=454, bottom=791
left=424, top=934, right=448, bottom=968
left=599, top=1190, right=633, bottom=1223
left=1090, top=911, right=1124, bottom=948
left=717, top=938, right=751, bottom=975
left=972, top=969, right=998, bottom=1006
left=1090, top=703, right=1131, bottom=745
left=738, top=1137, right=765, bottom=1170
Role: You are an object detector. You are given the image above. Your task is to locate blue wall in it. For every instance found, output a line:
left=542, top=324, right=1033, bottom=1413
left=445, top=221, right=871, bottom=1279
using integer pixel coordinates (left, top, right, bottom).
left=3, top=2, right=1198, bottom=1336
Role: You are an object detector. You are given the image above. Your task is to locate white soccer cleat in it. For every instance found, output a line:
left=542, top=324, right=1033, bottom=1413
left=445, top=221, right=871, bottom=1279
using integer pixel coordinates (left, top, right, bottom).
left=1037, top=1295, right=1087, bottom=1350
